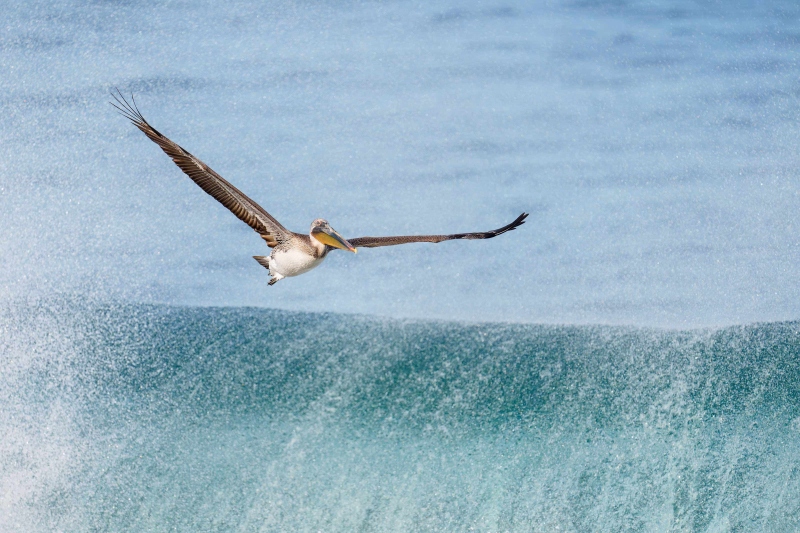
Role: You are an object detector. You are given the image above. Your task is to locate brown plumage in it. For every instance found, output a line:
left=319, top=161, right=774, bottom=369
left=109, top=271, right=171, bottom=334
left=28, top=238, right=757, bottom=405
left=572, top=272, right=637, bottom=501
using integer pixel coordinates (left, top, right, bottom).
left=348, top=213, right=528, bottom=248
left=112, top=90, right=527, bottom=285
left=112, top=91, right=292, bottom=247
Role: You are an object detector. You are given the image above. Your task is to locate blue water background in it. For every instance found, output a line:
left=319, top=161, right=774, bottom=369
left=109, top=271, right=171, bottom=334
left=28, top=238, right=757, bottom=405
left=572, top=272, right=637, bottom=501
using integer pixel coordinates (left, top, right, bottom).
left=3, top=1, right=800, bottom=531
left=2, top=0, right=800, bottom=326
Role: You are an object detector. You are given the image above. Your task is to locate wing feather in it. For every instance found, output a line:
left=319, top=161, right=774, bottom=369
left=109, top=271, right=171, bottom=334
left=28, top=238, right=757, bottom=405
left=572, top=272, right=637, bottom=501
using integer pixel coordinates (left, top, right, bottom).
left=348, top=213, right=528, bottom=248
left=111, top=90, right=292, bottom=243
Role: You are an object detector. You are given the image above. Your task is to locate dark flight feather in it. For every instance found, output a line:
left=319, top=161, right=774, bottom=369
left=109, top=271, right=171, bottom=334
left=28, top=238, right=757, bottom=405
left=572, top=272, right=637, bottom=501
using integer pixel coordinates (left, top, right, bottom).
left=111, top=90, right=292, bottom=244
left=348, top=213, right=528, bottom=248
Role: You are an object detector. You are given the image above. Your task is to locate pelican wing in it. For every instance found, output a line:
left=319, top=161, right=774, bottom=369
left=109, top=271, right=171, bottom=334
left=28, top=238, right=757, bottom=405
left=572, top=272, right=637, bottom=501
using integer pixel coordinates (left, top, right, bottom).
left=348, top=213, right=528, bottom=248
left=112, top=91, right=292, bottom=247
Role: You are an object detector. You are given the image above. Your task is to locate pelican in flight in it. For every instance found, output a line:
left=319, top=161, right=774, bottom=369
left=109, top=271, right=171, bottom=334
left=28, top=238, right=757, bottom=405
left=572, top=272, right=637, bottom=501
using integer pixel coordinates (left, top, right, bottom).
left=112, top=92, right=527, bottom=285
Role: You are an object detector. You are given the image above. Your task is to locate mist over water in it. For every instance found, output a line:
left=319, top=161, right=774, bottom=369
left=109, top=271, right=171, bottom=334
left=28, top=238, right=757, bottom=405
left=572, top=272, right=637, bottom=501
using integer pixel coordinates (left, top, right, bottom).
left=3, top=1, right=800, bottom=531
left=1, top=0, right=799, bottom=325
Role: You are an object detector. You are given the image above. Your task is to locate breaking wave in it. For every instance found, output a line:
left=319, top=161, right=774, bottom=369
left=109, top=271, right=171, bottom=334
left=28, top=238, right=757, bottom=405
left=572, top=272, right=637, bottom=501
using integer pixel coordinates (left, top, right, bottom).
left=2, top=302, right=799, bottom=531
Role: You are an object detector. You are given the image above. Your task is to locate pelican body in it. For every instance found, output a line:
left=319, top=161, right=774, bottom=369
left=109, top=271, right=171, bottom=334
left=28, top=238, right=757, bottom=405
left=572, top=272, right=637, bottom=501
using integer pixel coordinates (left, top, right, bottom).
left=255, top=219, right=355, bottom=285
left=112, top=92, right=527, bottom=285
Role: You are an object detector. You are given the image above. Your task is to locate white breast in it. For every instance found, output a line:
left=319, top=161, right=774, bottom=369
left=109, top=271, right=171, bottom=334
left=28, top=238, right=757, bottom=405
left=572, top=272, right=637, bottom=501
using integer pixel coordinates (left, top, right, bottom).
left=270, top=248, right=326, bottom=278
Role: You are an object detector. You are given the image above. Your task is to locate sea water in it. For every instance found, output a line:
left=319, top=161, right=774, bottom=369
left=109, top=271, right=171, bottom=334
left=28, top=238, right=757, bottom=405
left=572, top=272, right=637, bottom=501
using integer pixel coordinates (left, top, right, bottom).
left=1, top=0, right=800, bottom=325
left=2, top=302, right=799, bottom=531
left=2, top=0, right=800, bottom=531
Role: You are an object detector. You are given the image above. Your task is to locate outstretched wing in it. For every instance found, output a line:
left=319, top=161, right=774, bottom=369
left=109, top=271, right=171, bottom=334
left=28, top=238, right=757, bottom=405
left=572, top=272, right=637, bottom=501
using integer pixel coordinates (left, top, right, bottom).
left=112, top=90, right=292, bottom=248
left=348, top=213, right=528, bottom=248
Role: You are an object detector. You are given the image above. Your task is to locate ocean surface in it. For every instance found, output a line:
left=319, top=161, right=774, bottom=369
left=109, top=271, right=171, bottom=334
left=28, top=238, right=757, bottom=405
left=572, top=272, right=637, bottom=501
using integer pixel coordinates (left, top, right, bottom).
left=2, top=0, right=800, bottom=531
left=2, top=0, right=800, bottom=326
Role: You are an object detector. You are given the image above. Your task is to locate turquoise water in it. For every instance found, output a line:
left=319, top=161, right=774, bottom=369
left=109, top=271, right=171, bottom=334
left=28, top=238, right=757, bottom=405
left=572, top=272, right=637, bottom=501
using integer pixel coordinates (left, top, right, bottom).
left=3, top=302, right=799, bottom=531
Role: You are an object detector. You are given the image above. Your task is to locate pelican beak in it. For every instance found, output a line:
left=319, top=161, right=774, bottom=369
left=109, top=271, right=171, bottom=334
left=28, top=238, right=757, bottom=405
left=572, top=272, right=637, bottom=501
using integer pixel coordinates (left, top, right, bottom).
left=312, top=227, right=358, bottom=253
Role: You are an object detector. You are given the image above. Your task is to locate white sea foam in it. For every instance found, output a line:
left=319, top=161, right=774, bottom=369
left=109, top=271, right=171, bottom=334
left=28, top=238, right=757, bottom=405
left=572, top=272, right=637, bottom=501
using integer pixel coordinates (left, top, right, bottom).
left=2, top=303, right=798, bottom=531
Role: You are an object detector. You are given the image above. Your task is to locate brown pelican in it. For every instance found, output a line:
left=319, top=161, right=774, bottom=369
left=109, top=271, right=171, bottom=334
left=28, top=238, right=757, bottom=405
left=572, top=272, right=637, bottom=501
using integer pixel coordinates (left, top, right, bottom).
left=112, top=92, right=527, bottom=285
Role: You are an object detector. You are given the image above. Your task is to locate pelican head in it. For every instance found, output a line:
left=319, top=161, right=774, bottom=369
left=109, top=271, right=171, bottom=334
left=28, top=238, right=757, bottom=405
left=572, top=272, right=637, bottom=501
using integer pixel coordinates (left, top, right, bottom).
left=310, top=219, right=357, bottom=253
